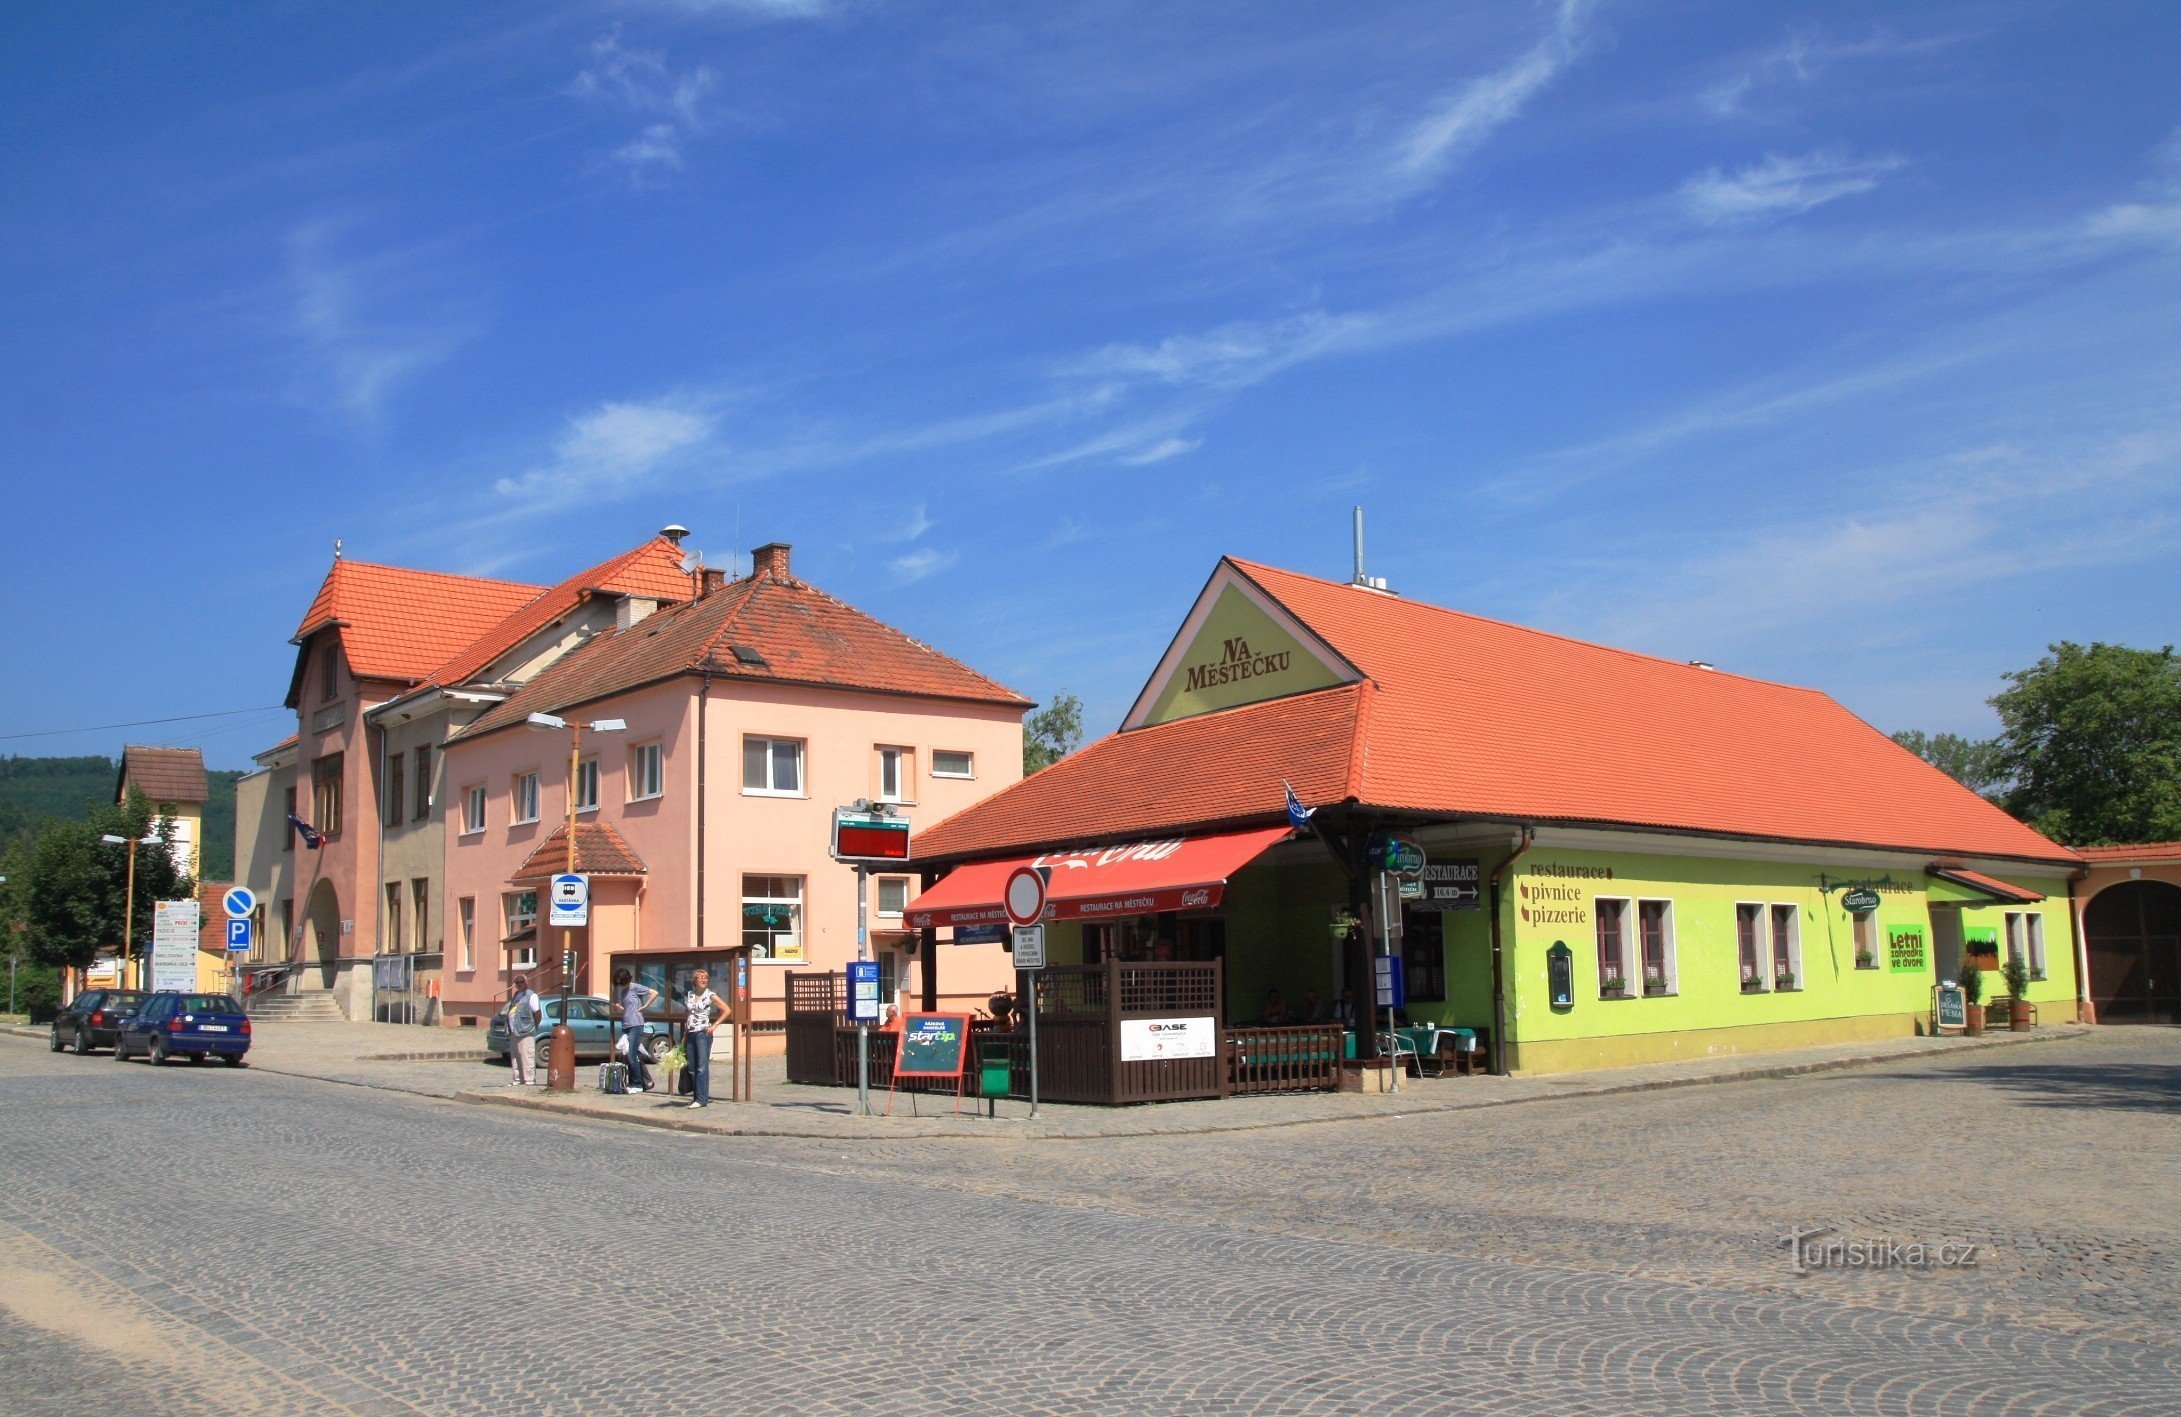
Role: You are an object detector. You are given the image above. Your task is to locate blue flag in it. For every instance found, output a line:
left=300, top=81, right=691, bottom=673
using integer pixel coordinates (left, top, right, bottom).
left=287, top=812, right=323, bottom=849
left=1284, top=781, right=1315, bottom=830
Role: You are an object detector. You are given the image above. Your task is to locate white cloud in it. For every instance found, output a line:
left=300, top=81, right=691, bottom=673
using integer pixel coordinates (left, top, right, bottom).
left=1680, top=150, right=1904, bottom=224
left=1117, top=437, right=1201, bottom=466
left=645, top=0, right=830, bottom=17
left=1066, top=311, right=1376, bottom=391
left=285, top=220, right=472, bottom=423
left=494, top=398, right=716, bottom=501
left=1702, top=26, right=1969, bottom=120
left=2086, top=126, right=2181, bottom=245
left=886, top=547, right=958, bottom=583
left=571, top=31, right=716, bottom=175
left=1387, top=0, right=1585, bottom=191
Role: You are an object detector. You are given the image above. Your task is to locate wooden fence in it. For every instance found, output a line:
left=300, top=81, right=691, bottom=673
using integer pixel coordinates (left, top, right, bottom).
left=1225, top=1024, right=1345, bottom=1095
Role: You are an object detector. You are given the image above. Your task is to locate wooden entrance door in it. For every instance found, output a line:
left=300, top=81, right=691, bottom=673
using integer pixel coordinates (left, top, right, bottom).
left=2084, top=880, right=2181, bottom=1023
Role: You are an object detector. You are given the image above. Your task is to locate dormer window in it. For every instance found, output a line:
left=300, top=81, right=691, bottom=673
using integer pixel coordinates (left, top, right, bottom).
left=320, top=643, right=339, bottom=702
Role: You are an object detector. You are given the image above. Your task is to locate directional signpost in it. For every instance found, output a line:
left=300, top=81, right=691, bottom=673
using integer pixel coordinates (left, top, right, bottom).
left=834, top=804, right=912, bottom=1115
left=1004, top=864, right=1049, bottom=1118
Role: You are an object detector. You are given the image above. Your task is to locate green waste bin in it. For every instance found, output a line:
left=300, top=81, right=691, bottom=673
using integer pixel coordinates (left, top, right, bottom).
left=977, top=1040, right=1012, bottom=1099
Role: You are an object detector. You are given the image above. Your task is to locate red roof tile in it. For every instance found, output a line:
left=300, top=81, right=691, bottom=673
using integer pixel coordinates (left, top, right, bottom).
left=1928, top=867, right=2045, bottom=903
left=117, top=746, right=208, bottom=804
left=457, top=561, right=1031, bottom=742
left=2078, top=841, right=2181, bottom=863
left=197, top=882, right=235, bottom=953
left=512, top=822, right=647, bottom=882
left=420, top=539, right=695, bottom=689
left=294, top=561, right=543, bottom=684
left=915, top=556, right=2077, bottom=867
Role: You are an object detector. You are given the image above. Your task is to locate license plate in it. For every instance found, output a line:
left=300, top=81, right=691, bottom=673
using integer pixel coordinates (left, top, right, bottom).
left=199, top=1024, right=229, bottom=1032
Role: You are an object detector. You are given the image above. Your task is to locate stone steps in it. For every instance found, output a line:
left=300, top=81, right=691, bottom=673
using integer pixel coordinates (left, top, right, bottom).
left=247, top=992, right=348, bottom=1021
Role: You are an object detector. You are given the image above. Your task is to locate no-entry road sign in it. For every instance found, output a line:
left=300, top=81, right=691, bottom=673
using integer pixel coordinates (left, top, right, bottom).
left=1003, top=865, right=1048, bottom=927
left=222, top=886, right=256, bottom=920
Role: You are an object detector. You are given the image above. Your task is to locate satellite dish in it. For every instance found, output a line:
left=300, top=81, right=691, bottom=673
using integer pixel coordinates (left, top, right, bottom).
left=678, top=555, right=701, bottom=575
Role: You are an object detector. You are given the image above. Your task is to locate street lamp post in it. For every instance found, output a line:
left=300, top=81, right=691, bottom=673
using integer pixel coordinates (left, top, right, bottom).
left=525, top=712, right=625, bottom=1092
left=100, top=834, right=164, bottom=991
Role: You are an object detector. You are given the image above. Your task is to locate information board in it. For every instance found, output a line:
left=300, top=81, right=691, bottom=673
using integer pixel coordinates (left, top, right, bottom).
left=846, top=960, right=881, bottom=1024
left=151, top=900, right=199, bottom=993
left=1118, top=1016, right=1216, bottom=1061
left=892, top=1013, right=972, bottom=1078
left=1415, top=859, right=1481, bottom=909
left=1886, top=924, right=1928, bottom=974
left=1934, top=983, right=1967, bottom=1033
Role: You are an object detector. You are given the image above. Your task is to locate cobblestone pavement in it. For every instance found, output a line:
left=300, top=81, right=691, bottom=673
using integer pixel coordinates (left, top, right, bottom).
left=1, top=1028, right=2176, bottom=1414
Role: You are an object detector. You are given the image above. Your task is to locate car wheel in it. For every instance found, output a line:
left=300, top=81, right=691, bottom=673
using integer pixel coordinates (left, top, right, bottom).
left=49, top=1029, right=64, bottom=1052
left=148, top=1038, right=169, bottom=1066
left=222, top=1054, right=246, bottom=1068
left=113, top=1037, right=131, bottom=1061
left=74, top=1029, right=93, bottom=1056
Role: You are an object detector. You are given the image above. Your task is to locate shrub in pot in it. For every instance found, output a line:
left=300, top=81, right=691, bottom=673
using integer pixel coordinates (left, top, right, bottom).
left=1855, top=949, right=1875, bottom=970
left=1600, top=973, right=1627, bottom=999
left=1960, top=961, right=1984, bottom=1036
left=1775, top=969, right=1797, bottom=991
left=2001, top=957, right=2033, bottom=1030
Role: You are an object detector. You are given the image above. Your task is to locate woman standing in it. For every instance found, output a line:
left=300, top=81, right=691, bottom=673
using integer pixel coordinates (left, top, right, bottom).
left=614, top=968, right=660, bottom=1092
left=506, top=974, right=543, bottom=1086
left=682, top=968, right=724, bottom=1108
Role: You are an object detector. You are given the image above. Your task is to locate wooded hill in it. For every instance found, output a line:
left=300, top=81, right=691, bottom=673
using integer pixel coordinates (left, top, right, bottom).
left=0, top=755, right=242, bottom=880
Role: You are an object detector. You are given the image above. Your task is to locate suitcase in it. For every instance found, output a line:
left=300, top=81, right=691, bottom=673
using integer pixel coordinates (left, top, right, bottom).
left=598, top=1061, right=629, bottom=1095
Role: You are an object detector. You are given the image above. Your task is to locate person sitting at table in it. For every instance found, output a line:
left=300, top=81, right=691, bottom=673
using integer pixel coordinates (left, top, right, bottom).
left=1302, top=990, right=1327, bottom=1024
left=1261, top=988, right=1291, bottom=1026
left=1331, top=988, right=1359, bottom=1026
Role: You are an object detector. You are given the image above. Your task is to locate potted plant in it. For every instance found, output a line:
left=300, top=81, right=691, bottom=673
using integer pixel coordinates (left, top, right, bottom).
left=2001, top=956, right=2033, bottom=1031
left=1600, top=972, right=1627, bottom=999
left=1960, top=961, right=1984, bottom=1036
left=1643, top=968, right=1667, bottom=997
left=1741, top=965, right=1764, bottom=994
left=1855, top=948, right=1875, bottom=970
left=1775, top=969, right=1797, bottom=991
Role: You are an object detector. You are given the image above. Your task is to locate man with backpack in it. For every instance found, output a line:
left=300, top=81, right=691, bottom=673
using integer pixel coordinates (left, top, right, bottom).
left=506, top=974, right=544, bottom=1086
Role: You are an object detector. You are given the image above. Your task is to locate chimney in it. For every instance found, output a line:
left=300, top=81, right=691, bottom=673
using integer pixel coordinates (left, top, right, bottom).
left=750, top=542, right=792, bottom=582
left=699, top=568, right=729, bottom=596
left=615, top=596, right=660, bottom=630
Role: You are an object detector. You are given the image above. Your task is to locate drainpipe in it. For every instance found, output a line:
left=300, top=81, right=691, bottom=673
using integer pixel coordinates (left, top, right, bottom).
left=695, top=670, right=711, bottom=959
left=1486, top=826, right=1535, bottom=1077
left=2067, top=863, right=2094, bottom=1025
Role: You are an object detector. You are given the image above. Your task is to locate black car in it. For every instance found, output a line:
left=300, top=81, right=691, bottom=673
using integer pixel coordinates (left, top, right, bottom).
left=50, top=989, right=147, bottom=1055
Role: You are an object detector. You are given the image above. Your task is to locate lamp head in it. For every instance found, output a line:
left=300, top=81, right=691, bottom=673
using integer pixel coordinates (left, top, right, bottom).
left=588, top=718, right=627, bottom=734
left=100, top=835, right=127, bottom=845
left=525, top=712, right=567, bottom=732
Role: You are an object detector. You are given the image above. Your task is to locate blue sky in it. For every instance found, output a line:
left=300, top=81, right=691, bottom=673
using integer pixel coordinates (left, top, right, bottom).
left=3, top=1, right=2177, bottom=771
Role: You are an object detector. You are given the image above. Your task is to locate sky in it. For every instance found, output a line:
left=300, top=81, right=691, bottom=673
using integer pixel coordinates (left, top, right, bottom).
left=2, top=0, right=2177, bottom=771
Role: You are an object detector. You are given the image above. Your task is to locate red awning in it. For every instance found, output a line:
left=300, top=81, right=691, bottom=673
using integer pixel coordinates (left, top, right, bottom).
left=1927, top=866, right=2045, bottom=905
left=907, top=826, right=1293, bottom=930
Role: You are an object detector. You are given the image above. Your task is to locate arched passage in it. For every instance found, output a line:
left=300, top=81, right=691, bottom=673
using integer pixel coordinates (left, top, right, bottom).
left=2084, top=879, right=2181, bottom=1023
left=304, top=878, right=343, bottom=992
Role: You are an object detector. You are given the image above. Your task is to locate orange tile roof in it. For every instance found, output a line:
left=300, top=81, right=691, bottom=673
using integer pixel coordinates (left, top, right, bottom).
left=420, top=538, right=695, bottom=689
left=117, top=746, right=208, bottom=804
left=1929, top=867, right=2045, bottom=903
left=457, top=560, right=1032, bottom=742
left=2078, top=841, right=2181, bottom=863
left=197, top=882, right=235, bottom=953
left=294, top=561, right=543, bottom=685
left=916, top=556, right=2077, bottom=867
left=512, top=822, right=647, bottom=882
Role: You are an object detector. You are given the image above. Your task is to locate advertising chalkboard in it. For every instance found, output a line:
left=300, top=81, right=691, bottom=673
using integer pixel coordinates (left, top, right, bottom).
left=892, top=1014, right=971, bottom=1078
left=1934, top=983, right=1967, bottom=1033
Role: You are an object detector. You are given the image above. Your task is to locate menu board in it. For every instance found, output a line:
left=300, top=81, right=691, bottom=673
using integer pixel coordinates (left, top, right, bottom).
left=893, top=1014, right=971, bottom=1078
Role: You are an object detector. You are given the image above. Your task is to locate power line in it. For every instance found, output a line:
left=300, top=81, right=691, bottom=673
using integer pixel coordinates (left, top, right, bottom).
left=0, top=706, right=289, bottom=743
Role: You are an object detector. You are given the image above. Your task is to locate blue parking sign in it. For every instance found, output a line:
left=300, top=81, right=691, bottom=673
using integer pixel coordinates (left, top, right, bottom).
left=226, top=917, right=254, bottom=953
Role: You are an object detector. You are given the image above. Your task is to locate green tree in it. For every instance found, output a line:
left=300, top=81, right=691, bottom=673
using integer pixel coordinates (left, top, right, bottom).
left=21, top=787, right=191, bottom=975
left=1889, top=729, right=2008, bottom=799
left=1023, top=692, right=1085, bottom=775
left=1991, top=641, right=2181, bottom=846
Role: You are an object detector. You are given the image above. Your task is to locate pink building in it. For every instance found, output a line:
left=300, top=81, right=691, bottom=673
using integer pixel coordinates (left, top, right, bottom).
left=436, top=542, right=1029, bottom=1028
left=2075, top=842, right=2181, bottom=1024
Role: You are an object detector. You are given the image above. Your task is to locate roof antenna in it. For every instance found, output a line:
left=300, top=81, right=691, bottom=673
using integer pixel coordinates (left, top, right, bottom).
left=333, top=537, right=344, bottom=561
left=1351, top=507, right=1365, bottom=586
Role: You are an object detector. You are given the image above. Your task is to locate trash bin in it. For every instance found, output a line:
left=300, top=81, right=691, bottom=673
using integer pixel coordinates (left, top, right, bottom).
left=977, top=1040, right=1012, bottom=1099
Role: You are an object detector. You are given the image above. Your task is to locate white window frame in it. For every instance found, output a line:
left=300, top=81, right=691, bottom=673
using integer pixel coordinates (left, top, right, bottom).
left=877, top=745, right=913, bottom=804
left=931, top=749, right=974, bottom=779
left=574, top=756, right=600, bottom=814
left=1767, top=903, right=1802, bottom=991
left=505, top=891, right=538, bottom=968
left=629, top=741, right=664, bottom=802
left=1636, top=898, right=1678, bottom=997
left=2007, top=912, right=2048, bottom=980
left=459, top=897, right=476, bottom=973
left=741, top=874, right=806, bottom=962
left=1735, top=902, right=1768, bottom=992
left=742, top=737, right=805, bottom=797
left=1594, top=897, right=1631, bottom=998
left=462, top=784, right=487, bottom=836
left=876, top=876, right=909, bottom=918
left=513, top=772, right=540, bottom=825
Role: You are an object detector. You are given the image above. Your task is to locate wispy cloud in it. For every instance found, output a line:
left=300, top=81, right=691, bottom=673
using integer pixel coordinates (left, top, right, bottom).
left=1117, top=437, right=1201, bottom=466
left=1703, top=25, right=1970, bottom=120
left=493, top=397, right=717, bottom=502
left=2086, top=126, right=2181, bottom=245
left=1386, top=0, right=1586, bottom=192
left=641, top=0, right=831, bottom=17
left=1680, top=150, right=1905, bottom=224
left=571, top=30, right=716, bottom=175
left=886, top=547, right=958, bottom=583
left=285, top=219, right=473, bottom=423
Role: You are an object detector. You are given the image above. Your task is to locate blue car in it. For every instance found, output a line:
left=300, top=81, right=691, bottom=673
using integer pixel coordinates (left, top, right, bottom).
left=114, top=992, right=252, bottom=1067
left=485, top=994, right=672, bottom=1066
